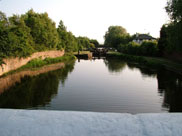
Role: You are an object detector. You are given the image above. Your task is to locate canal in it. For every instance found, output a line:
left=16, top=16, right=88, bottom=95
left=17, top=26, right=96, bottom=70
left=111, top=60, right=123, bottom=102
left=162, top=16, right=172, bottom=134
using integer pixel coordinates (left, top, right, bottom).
left=0, top=58, right=182, bottom=114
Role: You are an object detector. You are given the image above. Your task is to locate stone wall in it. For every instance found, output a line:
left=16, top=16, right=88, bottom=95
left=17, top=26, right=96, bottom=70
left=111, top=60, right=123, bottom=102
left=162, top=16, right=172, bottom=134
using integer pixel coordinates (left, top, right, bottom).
left=0, top=50, right=64, bottom=76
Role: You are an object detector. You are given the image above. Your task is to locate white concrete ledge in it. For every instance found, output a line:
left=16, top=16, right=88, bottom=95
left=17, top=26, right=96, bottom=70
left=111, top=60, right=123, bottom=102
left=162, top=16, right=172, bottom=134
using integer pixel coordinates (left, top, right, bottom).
left=0, top=109, right=182, bottom=136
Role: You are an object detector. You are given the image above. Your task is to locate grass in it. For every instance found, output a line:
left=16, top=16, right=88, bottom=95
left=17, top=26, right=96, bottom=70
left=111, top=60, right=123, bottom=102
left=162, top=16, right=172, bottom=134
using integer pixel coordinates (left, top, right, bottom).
left=107, top=52, right=182, bottom=74
left=2, top=55, right=76, bottom=76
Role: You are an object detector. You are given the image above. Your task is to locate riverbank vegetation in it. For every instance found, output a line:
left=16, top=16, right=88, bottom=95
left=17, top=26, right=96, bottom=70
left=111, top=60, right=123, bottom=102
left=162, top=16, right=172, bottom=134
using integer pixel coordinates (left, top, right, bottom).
left=2, top=54, right=76, bottom=76
left=21, top=55, right=76, bottom=69
left=104, top=0, right=182, bottom=62
left=0, top=9, right=99, bottom=65
left=107, top=52, right=182, bottom=75
left=158, top=0, right=182, bottom=60
left=104, top=26, right=159, bottom=57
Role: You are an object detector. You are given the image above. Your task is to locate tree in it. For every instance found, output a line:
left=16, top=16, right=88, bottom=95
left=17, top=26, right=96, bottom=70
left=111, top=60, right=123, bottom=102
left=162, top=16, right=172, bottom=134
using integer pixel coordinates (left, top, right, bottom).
left=57, top=20, right=79, bottom=52
left=158, top=25, right=168, bottom=55
left=23, top=9, right=59, bottom=50
left=158, top=0, right=182, bottom=57
left=0, top=13, right=34, bottom=58
left=8, top=15, right=34, bottom=57
left=166, top=0, right=182, bottom=22
left=89, top=39, right=99, bottom=47
left=57, top=20, right=68, bottom=50
left=77, top=37, right=94, bottom=50
left=104, top=26, right=130, bottom=48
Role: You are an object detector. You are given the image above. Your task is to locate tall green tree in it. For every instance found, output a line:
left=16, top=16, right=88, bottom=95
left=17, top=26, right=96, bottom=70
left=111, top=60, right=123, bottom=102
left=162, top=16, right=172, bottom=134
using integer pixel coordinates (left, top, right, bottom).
left=166, top=0, right=182, bottom=22
left=57, top=20, right=68, bottom=50
left=23, top=9, right=59, bottom=50
left=77, top=37, right=95, bottom=50
left=8, top=15, right=34, bottom=57
left=89, top=39, right=99, bottom=47
left=158, top=0, right=182, bottom=55
left=0, top=11, right=9, bottom=58
left=57, top=20, right=78, bottom=52
left=0, top=13, right=34, bottom=58
left=104, top=26, right=130, bottom=48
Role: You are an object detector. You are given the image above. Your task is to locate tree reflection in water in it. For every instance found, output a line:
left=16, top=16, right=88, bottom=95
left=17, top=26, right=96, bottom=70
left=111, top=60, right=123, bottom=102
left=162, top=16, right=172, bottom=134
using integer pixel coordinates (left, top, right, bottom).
left=0, top=61, right=75, bottom=109
left=0, top=58, right=182, bottom=113
left=104, top=58, right=182, bottom=112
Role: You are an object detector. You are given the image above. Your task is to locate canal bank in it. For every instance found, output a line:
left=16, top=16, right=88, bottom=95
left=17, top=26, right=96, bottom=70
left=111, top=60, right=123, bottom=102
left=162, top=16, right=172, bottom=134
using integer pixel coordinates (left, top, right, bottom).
left=106, top=52, right=182, bottom=75
left=0, top=50, right=65, bottom=76
left=0, top=109, right=182, bottom=136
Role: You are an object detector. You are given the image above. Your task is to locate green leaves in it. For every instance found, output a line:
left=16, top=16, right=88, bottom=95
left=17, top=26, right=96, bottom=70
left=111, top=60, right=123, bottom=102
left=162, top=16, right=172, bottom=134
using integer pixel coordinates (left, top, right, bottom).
left=0, top=10, right=60, bottom=60
left=24, top=10, right=59, bottom=50
left=166, top=0, right=182, bottom=22
left=118, top=41, right=158, bottom=57
left=104, top=26, right=130, bottom=48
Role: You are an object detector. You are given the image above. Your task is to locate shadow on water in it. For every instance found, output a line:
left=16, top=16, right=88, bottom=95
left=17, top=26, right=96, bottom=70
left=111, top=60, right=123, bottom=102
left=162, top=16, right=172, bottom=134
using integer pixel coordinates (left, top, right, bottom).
left=0, top=61, right=75, bottom=109
left=104, top=58, right=126, bottom=73
left=104, top=58, right=182, bottom=112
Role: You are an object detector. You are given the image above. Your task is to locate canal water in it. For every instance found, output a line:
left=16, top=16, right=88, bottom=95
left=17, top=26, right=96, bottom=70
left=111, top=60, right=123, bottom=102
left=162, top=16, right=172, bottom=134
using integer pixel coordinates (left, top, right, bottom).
left=0, top=58, right=182, bottom=114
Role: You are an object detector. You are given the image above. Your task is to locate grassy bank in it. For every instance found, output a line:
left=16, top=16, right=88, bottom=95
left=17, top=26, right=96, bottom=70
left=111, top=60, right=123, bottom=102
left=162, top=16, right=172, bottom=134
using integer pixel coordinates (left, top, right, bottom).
left=107, top=52, right=182, bottom=75
left=22, top=55, right=76, bottom=69
left=2, top=55, right=76, bottom=76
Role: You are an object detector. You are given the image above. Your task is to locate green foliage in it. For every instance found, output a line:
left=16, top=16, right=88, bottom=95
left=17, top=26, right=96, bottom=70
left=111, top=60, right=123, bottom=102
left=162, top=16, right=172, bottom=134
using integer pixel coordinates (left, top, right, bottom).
left=106, top=52, right=164, bottom=68
left=107, top=52, right=182, bottom=73
left=0, top=9, right=96, bottom=65
left=118, top=41, right=158, bottom=57
left=0, top=9, right=79, bottom=66
left=104, top=26, right=130, bottom=48
left=77, top=36, right=95, bottom=51
left=89, top=39, right=99, bottom=47
left=0, top=13, right=34, bottom=59
left=158, top=0, right=182, bottom=56
left=57, top=20, right=78, bottom=52
left=0, top=10, right=61, bottom=62
left=158, top=25, right=168, bottom=55
left=140, top=41, right=158, bottom=56
left=21, top=55, right=76, bottom=69
left=166, top=0, right=182, bottom=22
left=23, top=9, right=59, bottom=50
left=158, top=21, right=182, bottom=54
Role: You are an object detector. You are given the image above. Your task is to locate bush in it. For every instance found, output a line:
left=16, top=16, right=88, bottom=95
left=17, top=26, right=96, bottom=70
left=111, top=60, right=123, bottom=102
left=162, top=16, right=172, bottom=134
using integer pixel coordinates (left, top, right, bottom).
left=118, top=41, right=158, bottom=57
left=140, top=41, right=158, bottom=56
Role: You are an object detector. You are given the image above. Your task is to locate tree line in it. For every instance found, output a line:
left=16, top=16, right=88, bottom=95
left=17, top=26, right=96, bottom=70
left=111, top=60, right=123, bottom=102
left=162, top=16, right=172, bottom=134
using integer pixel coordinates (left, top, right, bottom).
left=0, top=9, right=99, bottom=61
left=103, top=26, right=158, bottom=57
left=158, top=0, right=182, bottom=56
left=103, top=0, right=182, bottom=60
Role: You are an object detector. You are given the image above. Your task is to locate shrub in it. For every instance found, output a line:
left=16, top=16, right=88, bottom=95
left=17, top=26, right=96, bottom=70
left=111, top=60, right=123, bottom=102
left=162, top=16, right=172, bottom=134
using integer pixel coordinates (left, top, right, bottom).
left=140, top=41, right=158, bottom=56
left=118, top=41, right=158, bottom=57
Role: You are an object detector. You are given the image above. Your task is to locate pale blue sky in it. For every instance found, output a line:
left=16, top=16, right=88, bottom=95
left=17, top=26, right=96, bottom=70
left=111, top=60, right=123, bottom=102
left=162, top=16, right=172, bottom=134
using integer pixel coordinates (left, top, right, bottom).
left=0, top=0, right=168, bottom=43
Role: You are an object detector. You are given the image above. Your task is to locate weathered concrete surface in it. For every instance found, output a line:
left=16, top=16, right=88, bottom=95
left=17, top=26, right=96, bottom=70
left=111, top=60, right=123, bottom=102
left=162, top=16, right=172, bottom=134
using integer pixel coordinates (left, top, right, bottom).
left=0, top=109, right=182, bottom=136
left=0, top=50, right=64, bottom=76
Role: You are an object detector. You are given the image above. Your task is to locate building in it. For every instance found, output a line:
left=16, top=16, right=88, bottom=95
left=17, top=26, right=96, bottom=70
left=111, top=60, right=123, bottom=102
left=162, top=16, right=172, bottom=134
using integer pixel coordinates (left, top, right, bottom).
left=133, top=34, right=156, bottom=44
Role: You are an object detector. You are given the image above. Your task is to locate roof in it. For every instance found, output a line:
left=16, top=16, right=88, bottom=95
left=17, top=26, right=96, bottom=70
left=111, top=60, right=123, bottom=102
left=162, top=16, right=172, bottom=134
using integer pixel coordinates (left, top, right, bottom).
left=134, top=34, right=156, bottom=40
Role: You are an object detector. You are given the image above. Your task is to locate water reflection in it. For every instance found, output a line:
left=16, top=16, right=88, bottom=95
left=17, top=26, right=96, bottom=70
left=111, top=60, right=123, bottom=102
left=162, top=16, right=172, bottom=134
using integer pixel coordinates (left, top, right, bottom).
left=0, top=61, right=75, bottom=109
left=0, top=58, right=182, bottom=113
left=104, top=58, right=182, bottom=112
left=157, top=70, right=182, bottom=112
left=104, top=58, right=126, bottom=73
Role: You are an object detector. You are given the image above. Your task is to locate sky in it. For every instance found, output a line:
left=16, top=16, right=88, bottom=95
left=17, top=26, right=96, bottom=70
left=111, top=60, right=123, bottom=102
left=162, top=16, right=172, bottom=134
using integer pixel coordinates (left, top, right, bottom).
left=0, top=0, right=169, bottom=43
